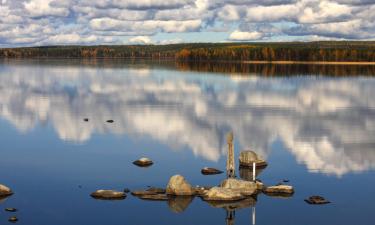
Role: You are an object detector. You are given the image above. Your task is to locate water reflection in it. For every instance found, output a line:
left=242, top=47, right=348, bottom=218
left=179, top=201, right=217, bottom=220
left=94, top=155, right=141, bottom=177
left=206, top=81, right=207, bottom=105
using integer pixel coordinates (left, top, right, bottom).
left=1, top=61, right=375, bottom=176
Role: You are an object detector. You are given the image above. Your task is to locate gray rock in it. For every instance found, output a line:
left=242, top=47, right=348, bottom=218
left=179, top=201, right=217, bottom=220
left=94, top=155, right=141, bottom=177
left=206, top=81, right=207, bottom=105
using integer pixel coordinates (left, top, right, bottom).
left=166, top=175, right=195, bottom=196
left=0, top=184, right=13, bottom=197
left=263, top=185, right=294, bottom=194
left=90, top=190, right=126, bottom=200
left=239, top=151, right=267, bottom=167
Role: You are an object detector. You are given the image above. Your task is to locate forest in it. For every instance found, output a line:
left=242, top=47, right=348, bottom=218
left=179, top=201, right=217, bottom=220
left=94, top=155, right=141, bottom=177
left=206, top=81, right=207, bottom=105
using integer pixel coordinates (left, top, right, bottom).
left=1, top=42, right=375, bottom=62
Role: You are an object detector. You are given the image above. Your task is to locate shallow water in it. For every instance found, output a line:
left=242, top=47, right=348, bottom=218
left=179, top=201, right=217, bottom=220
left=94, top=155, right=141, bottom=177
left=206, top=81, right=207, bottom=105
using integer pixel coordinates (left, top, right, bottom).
left=0, top=59, right=375, bottom=225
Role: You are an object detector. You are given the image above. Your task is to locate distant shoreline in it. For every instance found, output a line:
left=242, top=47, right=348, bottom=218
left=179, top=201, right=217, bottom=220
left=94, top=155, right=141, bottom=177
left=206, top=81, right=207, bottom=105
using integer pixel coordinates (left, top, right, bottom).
left=243, top=61, right=375, bottom=65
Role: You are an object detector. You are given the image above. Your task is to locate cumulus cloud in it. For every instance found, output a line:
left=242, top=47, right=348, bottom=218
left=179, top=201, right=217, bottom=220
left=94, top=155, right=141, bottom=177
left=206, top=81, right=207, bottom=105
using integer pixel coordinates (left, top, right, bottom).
left=0, top=0, right=374, bottom=46
left=229, top=30, right=263, bottom=41
left=129, top=36, right=153, bottom=44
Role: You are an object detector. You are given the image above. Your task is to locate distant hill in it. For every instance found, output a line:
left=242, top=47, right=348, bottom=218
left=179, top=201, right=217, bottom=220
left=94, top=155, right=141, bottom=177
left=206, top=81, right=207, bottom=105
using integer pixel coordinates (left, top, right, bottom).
left=1, top=42, right=375, bottom=62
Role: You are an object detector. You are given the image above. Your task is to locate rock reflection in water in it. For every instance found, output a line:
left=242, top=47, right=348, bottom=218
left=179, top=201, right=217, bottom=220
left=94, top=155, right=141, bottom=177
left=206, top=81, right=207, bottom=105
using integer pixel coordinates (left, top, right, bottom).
left=1, top=60, right=375, bottom=176
left=167, top=196, right=194, bottom=213
left=239, top=167, right=266, bottom=182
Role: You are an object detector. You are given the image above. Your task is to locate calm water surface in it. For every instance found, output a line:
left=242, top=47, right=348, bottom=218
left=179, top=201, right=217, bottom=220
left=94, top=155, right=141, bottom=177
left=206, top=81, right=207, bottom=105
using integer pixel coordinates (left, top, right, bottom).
left=0, top=59, right=375, bottom=225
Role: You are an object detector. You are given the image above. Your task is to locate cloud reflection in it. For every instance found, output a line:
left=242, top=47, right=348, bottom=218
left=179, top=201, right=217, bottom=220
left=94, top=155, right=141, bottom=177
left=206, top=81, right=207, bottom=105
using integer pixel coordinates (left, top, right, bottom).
left=0, top=62, right=375, bottom=176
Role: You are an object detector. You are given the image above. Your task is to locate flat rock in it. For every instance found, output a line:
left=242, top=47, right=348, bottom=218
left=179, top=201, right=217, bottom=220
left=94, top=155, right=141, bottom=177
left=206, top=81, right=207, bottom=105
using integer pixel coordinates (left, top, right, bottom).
left=201, top=167, right=223, bottom=175
left=239, top=151, right=267, bottom=167
left=0, top=184, right=13, bottom=197
left=305, top=196, right=330, bottom=205
left=138, top=194, right=169, bottom=201
left=203, top=187, right=245, bottom=201
left=90, top=190, right=126, bottom=200
left=133, top=158, right=153, bottom=167
left=5, top=208, right=17, bottom=212
left=220, top=178, right=257, bottom=196
left=263, top=185, right=294, bottom=194
left=194, top=186, right=212, bottom=196
left=166, top=175, right=195, bottom=196
left=131, top=187, right=165, bottom=196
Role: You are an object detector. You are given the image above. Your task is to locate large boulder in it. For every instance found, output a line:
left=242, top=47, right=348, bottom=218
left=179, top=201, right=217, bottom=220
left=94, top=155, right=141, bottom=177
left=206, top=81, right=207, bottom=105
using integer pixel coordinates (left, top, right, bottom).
left=166, top=175, right=194, bottom=196
left=239, top=151, right=267, bottom=167
left=220, top=178, right=257, bottom=196
left=203, top=187, right=245, bottom=201
left=90, top=190, right=126, bottom=200
left=0, top=184, right=13, bottom=197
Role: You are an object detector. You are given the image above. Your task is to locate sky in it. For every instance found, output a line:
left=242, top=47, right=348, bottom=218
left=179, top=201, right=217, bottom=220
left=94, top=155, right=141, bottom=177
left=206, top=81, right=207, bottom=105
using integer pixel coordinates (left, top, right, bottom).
left=0, top=0, right=374, bottom=47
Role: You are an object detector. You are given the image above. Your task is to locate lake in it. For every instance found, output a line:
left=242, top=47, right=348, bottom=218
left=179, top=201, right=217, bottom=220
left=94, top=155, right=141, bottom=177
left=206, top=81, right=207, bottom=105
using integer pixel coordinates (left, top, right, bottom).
left=0, top=59, right=374, bottom=225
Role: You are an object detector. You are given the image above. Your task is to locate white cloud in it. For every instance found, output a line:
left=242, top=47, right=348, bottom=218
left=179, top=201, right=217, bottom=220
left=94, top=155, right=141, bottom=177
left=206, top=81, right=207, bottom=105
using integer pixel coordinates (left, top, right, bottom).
left=0, top=0, right=374, bottom=46
left=229, top=30, right=263, bottom=40
left=129, top=36, right=153, bottom=44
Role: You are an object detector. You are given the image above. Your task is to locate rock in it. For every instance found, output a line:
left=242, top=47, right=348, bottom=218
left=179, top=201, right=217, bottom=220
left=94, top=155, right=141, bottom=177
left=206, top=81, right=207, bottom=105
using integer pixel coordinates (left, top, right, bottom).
left=83, top=118, right=89, bottom=122
left=193, top=186, right=212, bottom=196
left=239, top=151, right=267, bottom=168
left=203, top=187, right=245, bottom=201
left=263, top=185, right=294, bottom=194
left=146, top=187, right=166, bottom=194
left=305, top=196, right=330, bottom=205
left=0, top=184, right=13, bottom=197
left=220, top=178, right=257, bottom=196
left=123, top=188, right=130, bottom=193
left=166, top=175, right=195, bottom=196
left=106, top=120, right=114, bottom=123
left=283, top=179, right=290, bottom=183
left=133, top=158, right=153, bottom=167
left=5, top=208, right=17, bottom=212
left=167, top=196, right=194, bottom=213
left=90, top=190, right=126, bottom=200
left=138, top=194, right=169, bottom=201
left=8, top=216, right=18, bottom=223
left=201, top=167, right=223, bottom=175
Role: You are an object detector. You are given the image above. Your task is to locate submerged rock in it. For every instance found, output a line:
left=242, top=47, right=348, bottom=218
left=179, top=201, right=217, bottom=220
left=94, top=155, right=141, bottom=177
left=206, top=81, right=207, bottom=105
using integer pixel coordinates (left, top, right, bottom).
left=106, top=120, right=114, bottom=123
left=239, top=151, right=267, bottom=168
left=201, top=167, right=223, bottom=175
left=166, top=175, right=194, bottom=196
left=167, top=196, right=194, bottom=213
left=90, top=190, right=126, bottom=200
left=83, top=118, right=89, bottom=122
left=133, top=158, right=153, bottom=167
left=263, top=185, right=294, bottom=194
left=5, top=208, right=17, bottom=212
left=0, top=184, right=13, bottom=197
left=8, top=216, right=18, bottom=223
left=305, top=196, right=330, bottom=205
left=203, top=187, right=245, bottom=201
left=220, top=178, right=257, bottom=196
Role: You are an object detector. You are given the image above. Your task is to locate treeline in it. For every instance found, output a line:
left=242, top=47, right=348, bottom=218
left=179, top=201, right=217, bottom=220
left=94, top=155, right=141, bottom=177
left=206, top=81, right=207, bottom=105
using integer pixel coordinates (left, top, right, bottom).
left=1, top=42, right=375, bottom=62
